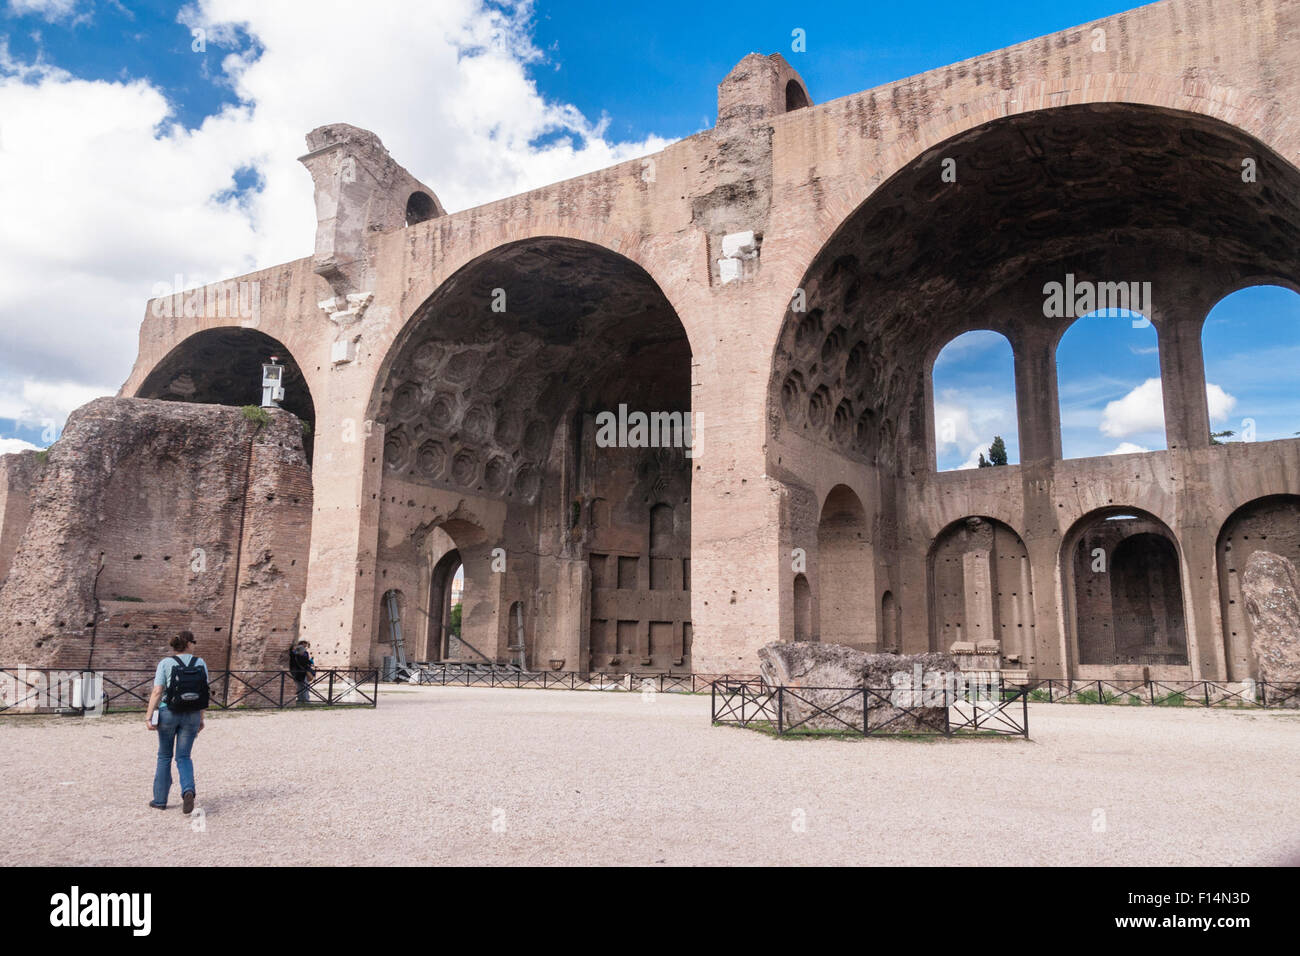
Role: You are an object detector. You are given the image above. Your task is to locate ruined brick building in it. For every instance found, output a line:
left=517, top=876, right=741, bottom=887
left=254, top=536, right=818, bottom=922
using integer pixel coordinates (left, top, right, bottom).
left=3, top=0, right=1300, bottom=682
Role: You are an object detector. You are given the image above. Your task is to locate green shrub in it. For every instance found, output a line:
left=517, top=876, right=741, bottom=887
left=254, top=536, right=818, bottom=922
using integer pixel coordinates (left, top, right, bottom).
left=241, top=405, right=271, bottom=428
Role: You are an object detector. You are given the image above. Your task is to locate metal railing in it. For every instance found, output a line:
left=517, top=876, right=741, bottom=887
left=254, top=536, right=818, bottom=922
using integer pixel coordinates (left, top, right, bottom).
left=0, top=666, right=379, bottom=715
left=406, top=664, right=756, bottom=694
left=1022, top=678, right=1299, bottom=708
left=710, top=679, right=1030, bottom=738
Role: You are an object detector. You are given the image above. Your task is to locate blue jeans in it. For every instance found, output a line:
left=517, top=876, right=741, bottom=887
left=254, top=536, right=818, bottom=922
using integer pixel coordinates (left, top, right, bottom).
left=152, top=708, right=201, bottom=806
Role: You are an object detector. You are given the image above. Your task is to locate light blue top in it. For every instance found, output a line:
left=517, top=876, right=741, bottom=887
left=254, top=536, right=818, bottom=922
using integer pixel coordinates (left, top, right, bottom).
left=153, top=653, right=209, bottom=709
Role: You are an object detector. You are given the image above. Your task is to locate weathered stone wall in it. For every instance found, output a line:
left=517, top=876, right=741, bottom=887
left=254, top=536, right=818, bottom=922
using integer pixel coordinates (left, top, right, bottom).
left=0, top=450, right=41, bottom=585
left=0, top=399, right=312, bottom=671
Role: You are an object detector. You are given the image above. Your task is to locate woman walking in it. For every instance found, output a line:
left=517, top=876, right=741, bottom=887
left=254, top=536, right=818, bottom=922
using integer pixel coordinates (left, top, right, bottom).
left=145, top=631, right=209, bottom=814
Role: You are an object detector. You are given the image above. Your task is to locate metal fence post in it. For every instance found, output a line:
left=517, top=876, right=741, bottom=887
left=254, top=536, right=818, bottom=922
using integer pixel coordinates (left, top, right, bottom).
left=1022, top=689, right=1029, bottom=738
left=1149, top=680, right=1155, bottom=705
left=1261, top=682, right=1268, bottom=708
left=777, top=687, right=784, bottom=735
left=710, top=680, right=716, bottom=723
left=279, top=672, right=285, bottom=708
left=1204, top=681, right=1211, bottom=708
left=327, top=669, right=335, bottom=706
left=862, top=688, right=869, bottom=737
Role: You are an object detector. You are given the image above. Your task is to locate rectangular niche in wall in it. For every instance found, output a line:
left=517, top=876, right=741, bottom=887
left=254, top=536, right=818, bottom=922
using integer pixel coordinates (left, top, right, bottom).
left=617, top=556, right=639, bottom=589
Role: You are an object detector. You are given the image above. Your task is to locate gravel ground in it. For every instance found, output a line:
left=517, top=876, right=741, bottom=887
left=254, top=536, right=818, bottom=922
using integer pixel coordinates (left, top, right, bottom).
left=2, top=685, right=1298, bottom=866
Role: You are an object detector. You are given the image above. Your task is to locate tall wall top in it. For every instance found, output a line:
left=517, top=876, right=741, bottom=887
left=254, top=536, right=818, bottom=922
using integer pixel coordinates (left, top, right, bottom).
left=717, top=52, right=812, bottom=129
left=299, top=123, right=445, bottom=296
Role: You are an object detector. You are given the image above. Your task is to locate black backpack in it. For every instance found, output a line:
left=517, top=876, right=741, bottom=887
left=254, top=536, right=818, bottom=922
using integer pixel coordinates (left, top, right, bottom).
left=164, top=655, right=210, bottom=711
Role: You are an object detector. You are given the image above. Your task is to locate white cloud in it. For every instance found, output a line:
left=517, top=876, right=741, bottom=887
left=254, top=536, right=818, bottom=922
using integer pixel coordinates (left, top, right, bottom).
left=1105, top=441, right=1150, bottom=456
left=1205, top=383, right=1237, bottom=423
left=0, top=0, right=673, bottom=439
left=957, top=442, right=991, bottom=470
left=0, top=437, right=41, bottom=455
left=7, top=0, right=84, bottom=23
left=1100, top=378, right=1164, bottom=438
left=1099, top=377, right=1238, bottom=439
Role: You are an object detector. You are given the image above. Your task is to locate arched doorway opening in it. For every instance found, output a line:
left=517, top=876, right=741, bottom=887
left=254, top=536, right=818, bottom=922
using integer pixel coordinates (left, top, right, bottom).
left=428, top=549, right=464, bottom=661
left=928, top=516, right=1033, bottom=665
left=1216, top=495, right=1300, bottom=679
left=1063, top=509, right=1188, bottom=676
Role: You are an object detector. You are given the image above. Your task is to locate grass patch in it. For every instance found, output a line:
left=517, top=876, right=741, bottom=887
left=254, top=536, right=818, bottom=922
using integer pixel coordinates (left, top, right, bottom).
left=241, top=405, right=272, bottom=428
left=1154, top=691, right=1187, bottom=707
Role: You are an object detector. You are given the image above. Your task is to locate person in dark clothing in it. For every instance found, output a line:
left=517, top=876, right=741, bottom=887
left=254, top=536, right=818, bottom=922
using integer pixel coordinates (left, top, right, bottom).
left=288, top=641, right=315, bottom=704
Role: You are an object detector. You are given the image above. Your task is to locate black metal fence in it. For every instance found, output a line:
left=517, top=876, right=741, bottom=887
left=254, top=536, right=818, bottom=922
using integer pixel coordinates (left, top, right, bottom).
left=1022, top=678, right=1299, bottom=708
left=409, top=665, right=755, bottom=694
left=0, top=667, right=379, bottom=715
left=710, top=679, right=1030, bottom=738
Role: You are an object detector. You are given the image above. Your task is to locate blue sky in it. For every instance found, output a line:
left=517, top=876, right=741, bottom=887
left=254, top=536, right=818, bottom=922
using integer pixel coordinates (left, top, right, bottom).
left=1, top=0, right=1297, bottom=461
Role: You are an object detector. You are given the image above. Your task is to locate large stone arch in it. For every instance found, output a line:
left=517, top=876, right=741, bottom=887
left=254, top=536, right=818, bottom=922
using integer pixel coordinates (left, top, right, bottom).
left=766, top=101, right=1300, bottom=476
left=366, top=236, right=695, bottom=674
left=135, top=326, right=318, bottom=461
left=370, top=225, right=704, bottom=421
left=763, top=74, right=1300, bottom=308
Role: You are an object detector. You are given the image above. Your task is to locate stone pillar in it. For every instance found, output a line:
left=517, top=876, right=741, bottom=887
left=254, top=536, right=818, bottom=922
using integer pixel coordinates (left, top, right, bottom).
left=961, top=549, right=995, bottom=647
left=1177, top=524, right=1227, bottom=679
left=1012, top=326, right=1062, bottom=464
left=1157, top=314, right=1211, bottom=452
left=1025, top=536, right=1067, bottom=678
left=298, top=415, right=384, bottom=668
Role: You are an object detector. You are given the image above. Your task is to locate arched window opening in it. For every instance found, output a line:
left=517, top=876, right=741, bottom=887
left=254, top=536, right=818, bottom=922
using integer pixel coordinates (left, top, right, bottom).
left=785, top=80, right=810, bottom=111
left=1201, top=285, right=1300, bottom=445
left=405, top=191, right=436, bottom=227
left=932, top=330, right=1019, bottom=471
left=1057, top=310, right=1164, bottom=459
